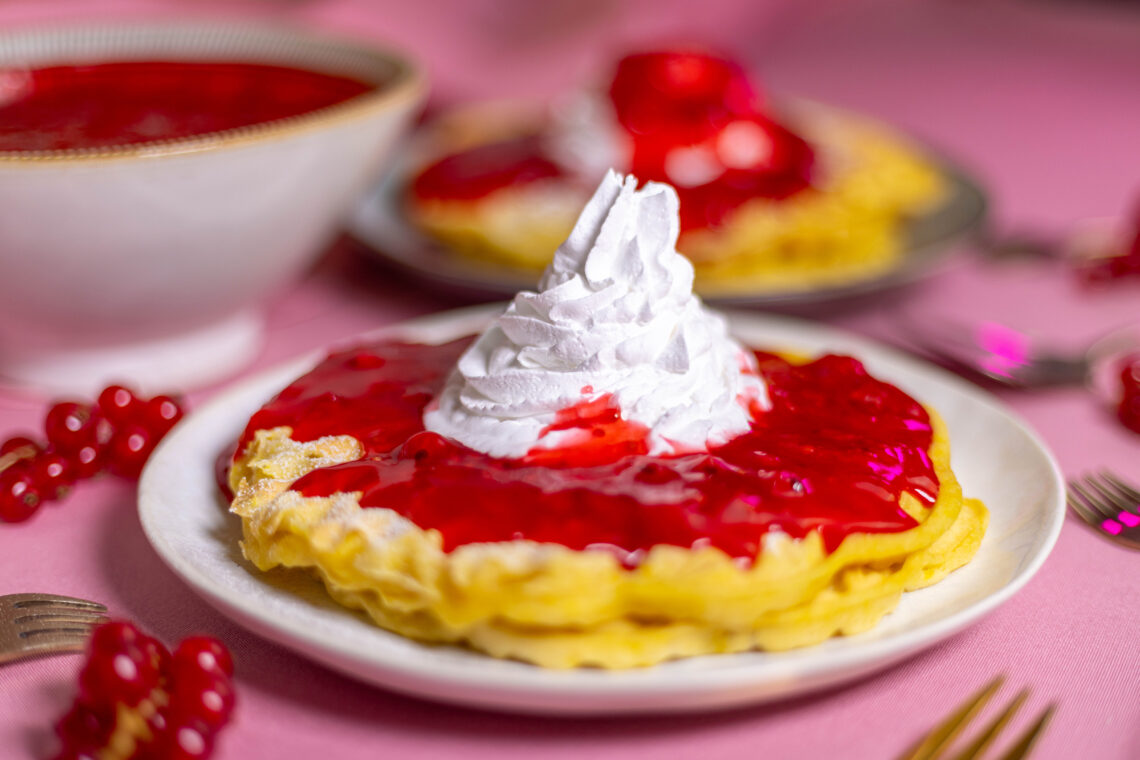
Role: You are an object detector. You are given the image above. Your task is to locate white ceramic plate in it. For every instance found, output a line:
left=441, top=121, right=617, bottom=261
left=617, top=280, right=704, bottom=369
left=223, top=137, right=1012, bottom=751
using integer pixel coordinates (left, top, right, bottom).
left=138, top=306, right=1064, bottom=715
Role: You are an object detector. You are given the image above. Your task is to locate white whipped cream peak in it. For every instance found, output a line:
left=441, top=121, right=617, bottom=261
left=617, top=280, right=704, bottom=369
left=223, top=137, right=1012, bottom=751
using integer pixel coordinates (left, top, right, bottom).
left=424, top=169, right=768, bottom=458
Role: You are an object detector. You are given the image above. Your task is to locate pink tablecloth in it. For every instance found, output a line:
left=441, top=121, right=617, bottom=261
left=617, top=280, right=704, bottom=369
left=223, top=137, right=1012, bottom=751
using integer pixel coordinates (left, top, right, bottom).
left=2, top=1, right=1140, bottom=758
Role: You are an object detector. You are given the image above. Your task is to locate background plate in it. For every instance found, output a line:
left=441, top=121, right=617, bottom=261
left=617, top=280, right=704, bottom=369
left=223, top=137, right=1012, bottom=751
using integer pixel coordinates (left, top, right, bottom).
left=347, top=113, right=987, bottom=307
left=138, top=306, right=1063, bottom=715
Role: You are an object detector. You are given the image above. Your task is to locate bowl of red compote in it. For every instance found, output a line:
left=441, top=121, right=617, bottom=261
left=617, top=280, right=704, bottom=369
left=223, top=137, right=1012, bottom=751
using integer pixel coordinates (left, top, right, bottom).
left=0, top=22, right=426, bottom=393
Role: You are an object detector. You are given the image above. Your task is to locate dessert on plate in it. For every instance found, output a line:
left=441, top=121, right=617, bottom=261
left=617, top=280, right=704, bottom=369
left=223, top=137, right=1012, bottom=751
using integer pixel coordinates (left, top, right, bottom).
left=403, top=50, right=946, bottom=294
left=230, top=171, right=986, bottom=669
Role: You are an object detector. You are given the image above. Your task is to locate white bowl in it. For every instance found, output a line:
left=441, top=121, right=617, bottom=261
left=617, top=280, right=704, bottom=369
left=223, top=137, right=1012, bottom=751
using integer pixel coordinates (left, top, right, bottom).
left=0, top=23, right=426, bottom=393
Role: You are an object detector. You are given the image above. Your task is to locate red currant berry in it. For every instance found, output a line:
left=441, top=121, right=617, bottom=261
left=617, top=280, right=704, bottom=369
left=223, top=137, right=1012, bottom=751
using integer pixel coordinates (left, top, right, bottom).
left=145, top=717, right=215, bottom=760
left=0, top=435, right=41, bottom=459
left=1119, top=394, right=1140, bottom=431
left=173, top=636, right=234, bottom=679
left=1120, top=396, right=1140, bottom=433
left=107, top=425, right=156, bottom=479
left=166, top=651, right=235, bottom=729
left=29, top=449, right=76, bottom=501
left=45, top=402, right=103, bottom=453
left=97, top=384, right=144, bottom=426
left=88, top=620, right=142, bottom=657
left=1118, top=357, right=1140, bottom=434
left=399, top=431, right=454, bottom=464
left=78, top=644, right=161, bottom=707
left=1121, top=356, right=1140, bottom=392
left=143, top=395, right=185, bottom=436
left=55, top=701, right=115, bottom=753
left=168, top=663, right=235, bottom=730
left=0, top=463, right=41, bottom=522
left=55, top=749, right=102, bottom=760
left=70, top=443, right=106, bottom=480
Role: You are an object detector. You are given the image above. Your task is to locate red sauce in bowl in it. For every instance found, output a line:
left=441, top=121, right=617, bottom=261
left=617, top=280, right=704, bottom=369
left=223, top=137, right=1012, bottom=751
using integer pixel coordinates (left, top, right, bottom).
left=0, top=61, right=375, bottom=152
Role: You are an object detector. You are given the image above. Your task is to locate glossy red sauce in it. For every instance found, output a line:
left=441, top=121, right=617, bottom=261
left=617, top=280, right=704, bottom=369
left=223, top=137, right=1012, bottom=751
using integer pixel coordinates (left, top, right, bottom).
left=408, top=51, right=814, bottom=231
left=409, top=136, right=567, bottom=201
left=236, top=338, right=937, bottom=563
left=0, top=61, right=374, bottom=152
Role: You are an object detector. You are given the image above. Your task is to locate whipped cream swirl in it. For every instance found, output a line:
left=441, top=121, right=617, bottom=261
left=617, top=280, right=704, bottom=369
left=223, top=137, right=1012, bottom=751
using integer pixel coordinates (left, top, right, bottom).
left=424, top=170, right=768, bottom=458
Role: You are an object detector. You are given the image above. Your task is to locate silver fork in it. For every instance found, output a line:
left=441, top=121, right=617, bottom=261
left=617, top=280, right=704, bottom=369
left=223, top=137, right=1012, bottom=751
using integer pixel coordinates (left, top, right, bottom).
left=0, top=593, right=109, bottom=665
left=1066, top=470, right=1140, bottom=550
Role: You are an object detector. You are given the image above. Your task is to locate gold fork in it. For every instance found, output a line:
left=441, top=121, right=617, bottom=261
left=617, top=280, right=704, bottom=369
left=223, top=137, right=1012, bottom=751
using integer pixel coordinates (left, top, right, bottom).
left=0, top=593, right=109, bottom=665
left=897, top=676, right=1056, bottom=760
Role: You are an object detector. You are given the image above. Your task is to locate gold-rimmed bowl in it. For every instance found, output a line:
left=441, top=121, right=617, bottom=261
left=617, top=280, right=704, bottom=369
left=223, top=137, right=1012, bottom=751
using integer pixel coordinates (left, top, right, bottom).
left=0, top=22, right=426, bottom=393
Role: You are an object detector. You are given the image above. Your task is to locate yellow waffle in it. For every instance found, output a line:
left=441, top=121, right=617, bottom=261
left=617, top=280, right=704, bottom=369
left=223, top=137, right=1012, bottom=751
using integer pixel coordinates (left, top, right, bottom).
left=405, top=111, right=945, bottom=295
left=230, top=405, right=986, bottom=669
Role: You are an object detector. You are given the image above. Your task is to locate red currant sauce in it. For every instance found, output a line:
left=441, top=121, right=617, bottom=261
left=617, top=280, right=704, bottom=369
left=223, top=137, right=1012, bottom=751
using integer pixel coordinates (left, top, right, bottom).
left=409, top=136, right=567, bottom=202
left=0, top=61, right=374, bottom=152
left=408, top=51, right=814, bottom=232
left=236, top=337, right=938, bottom=563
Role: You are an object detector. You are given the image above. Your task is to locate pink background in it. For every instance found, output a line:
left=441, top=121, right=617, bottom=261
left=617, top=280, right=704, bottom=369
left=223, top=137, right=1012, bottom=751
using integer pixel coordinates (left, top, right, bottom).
left=2, top=1, right=1140, bottom=758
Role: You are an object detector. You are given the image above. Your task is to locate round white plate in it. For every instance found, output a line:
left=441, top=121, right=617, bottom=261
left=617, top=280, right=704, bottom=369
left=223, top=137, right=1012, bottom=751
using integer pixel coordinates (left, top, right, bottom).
left=138, top=306, right=1064, bottom=715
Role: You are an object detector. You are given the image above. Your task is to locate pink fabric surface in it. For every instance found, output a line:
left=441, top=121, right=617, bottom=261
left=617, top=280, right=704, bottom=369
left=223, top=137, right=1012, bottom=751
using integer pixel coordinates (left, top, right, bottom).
left=2, top=1, right=1140, bottom=758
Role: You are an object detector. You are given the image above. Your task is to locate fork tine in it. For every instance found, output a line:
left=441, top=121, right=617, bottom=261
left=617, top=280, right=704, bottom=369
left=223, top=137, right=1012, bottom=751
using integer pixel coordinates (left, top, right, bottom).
left=1068, top=484, right=1140, bottom=550
left=898, top=676, right=1004, bottom=760
left=993, top=704, right=1056, bottom=760
left=1096, top=471, right=1140, bottom=512
left=1067, top=485, right=1107, bottom=525
left=0, top=628, right=95, bottom=665
left=1069, top=481, right=1116, bottom=521
left=946, top=688, right=1028, bottom=760
left=1084, top=476, right=1135, bottom=515
left=21, top=625, right=99, bottom=639
left=14, top=611, right=110, bottom=628
left=5, top=593, right=107, bottom=612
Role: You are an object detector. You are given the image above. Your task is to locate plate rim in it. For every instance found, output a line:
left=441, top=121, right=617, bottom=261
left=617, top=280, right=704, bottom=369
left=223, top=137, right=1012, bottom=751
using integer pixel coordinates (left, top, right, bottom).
left=137, top=305, right=1064, bottom=714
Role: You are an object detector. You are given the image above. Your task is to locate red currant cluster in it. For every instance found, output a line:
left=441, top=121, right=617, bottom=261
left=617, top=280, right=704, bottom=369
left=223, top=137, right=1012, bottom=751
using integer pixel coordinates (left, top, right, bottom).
left=0, top=385, right=184, bottom=523
left=54, top=621, right=235, bottom=760
left=1118, top=356, right=1140, bottom=434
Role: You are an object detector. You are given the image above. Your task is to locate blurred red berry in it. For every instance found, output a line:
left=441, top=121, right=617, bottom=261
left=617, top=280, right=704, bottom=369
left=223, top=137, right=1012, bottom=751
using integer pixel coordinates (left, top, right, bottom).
left=144, top=719, right=215, bottom=760
left=143, top=395, right=185, bottom=436
left=107, top=425, right=156, bottom=479
left=0, top=435, right=41, bottom=458
left=1118, top=356, right=1140, bottom=433
left=167, top=672, right=236, bottom=731
left=88, top=620, right=142, bottom=656
left=173, top=636, right=234, bottom=679
left=69, top=443, right=105, bottom=480
left=0, top=463, right=41, bottom=522
left=29, top=449, right=76, bottom=501
left=97, top=385, right=144, bottom=426
left=55, top=702, right=115, bottom=754
left=78, top=651, right=150, bottom=707
left=45, top=402, right=102, bottom=453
